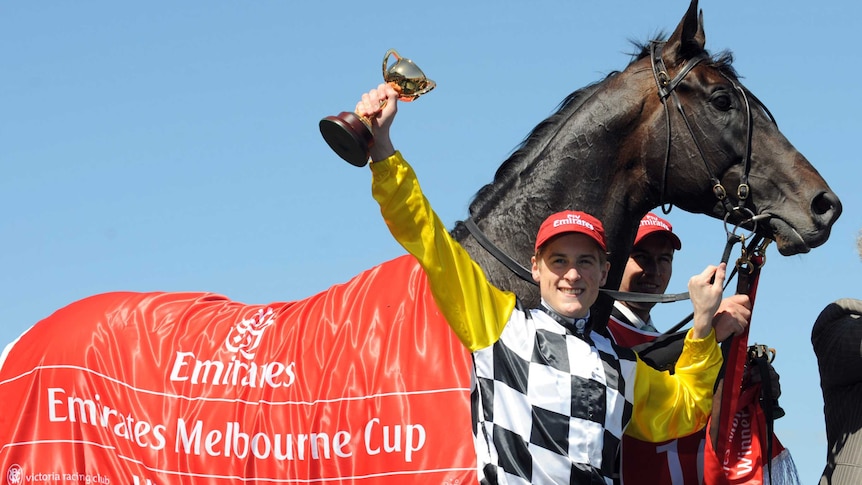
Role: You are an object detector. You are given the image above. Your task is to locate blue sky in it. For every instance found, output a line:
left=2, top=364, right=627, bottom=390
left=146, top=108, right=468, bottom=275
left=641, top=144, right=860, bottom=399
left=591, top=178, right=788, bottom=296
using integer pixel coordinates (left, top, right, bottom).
left=3, top=1, right=860, bottom=482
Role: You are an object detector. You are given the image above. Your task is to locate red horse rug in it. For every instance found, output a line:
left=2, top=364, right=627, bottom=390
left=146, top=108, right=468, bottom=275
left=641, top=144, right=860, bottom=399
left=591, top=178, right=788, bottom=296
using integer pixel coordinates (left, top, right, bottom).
left=0, top=254, right=477, bottom=484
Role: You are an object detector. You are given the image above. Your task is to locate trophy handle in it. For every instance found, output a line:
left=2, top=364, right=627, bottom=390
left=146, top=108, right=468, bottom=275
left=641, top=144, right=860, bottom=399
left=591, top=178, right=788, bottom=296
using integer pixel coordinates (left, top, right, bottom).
left=382, top=49, right=402, bottom=78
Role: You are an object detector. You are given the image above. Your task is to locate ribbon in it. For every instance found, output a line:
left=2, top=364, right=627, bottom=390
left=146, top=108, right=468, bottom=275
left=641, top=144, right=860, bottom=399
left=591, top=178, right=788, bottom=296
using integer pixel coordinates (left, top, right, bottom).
left=704, top=253, right=764, bottom=484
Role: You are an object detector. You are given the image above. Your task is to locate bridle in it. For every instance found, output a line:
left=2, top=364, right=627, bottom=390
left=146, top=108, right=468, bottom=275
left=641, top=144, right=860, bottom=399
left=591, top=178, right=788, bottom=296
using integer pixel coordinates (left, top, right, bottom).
left=464, top=42, right=774, bottom=304
left=652, top=44, right=784, bottom=480
left=650, top=40, right=775, bottom=228
left=651, top=41, right=748, bottom=217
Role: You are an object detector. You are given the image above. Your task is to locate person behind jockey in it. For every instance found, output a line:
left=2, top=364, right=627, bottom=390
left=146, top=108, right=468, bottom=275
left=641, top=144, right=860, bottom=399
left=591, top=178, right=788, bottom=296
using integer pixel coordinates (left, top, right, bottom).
left=607, top=213, right=771, bottom=485
left=608, top=213, right=752, bottom=367
left=359, top=82, right=729, bottom=485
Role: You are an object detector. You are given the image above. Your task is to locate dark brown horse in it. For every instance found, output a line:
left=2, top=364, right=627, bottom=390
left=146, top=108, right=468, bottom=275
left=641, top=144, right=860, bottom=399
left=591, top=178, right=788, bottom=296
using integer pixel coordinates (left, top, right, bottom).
left=0, top=0, right=841, bottom=482
left=452, top=0, right=841, bottom=325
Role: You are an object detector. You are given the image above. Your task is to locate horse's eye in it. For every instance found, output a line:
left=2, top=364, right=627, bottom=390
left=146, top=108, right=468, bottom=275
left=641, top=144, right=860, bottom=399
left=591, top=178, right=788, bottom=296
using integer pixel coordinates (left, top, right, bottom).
left=710, top=92, right=732, bottom=111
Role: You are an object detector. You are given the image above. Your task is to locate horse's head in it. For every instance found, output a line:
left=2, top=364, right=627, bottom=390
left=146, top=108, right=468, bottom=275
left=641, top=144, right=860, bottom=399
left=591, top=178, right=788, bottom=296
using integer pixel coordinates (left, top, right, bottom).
left=456, top=0, right=841, bottom=314
left=631, top=0, right=841, bottom=256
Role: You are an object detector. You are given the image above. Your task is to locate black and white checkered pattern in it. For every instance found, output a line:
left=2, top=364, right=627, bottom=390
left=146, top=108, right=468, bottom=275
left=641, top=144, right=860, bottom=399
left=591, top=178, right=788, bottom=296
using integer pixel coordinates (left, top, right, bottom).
left=471, top=307, right=637, bottom=484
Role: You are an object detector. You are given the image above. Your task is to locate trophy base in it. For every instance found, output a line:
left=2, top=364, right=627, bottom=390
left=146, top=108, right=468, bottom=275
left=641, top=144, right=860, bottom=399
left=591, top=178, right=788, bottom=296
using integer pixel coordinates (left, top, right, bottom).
left=319, top=112, right=373, bottom=167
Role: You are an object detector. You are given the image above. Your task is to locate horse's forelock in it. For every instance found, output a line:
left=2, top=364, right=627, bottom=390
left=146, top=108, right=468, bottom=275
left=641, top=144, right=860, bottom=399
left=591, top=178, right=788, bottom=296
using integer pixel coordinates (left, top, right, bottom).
left=630, top=36, right=738, bottom=80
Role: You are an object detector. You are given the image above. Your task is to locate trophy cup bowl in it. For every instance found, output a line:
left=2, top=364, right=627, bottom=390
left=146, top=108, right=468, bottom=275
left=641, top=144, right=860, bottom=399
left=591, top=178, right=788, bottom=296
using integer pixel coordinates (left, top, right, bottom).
left=319, top=49, right=435, bottom=167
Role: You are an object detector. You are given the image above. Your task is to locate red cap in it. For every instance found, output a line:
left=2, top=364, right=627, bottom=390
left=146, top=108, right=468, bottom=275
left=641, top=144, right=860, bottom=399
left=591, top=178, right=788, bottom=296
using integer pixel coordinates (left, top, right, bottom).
left=634, top=212, right=682, bottom=250
left=535, top=210, right=607, bottom=252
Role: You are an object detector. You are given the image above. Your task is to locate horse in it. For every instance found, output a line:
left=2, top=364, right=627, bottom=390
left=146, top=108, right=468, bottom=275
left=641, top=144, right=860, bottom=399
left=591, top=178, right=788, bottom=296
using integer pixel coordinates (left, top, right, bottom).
left=454, top=1, right=840, bottom=324
left=0, top=1, right=841, bottom=483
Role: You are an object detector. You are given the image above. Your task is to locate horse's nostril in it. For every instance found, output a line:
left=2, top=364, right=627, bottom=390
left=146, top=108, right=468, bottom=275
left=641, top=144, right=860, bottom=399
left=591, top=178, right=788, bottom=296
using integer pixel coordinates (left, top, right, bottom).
left=812, top=191, right=843, bottom=220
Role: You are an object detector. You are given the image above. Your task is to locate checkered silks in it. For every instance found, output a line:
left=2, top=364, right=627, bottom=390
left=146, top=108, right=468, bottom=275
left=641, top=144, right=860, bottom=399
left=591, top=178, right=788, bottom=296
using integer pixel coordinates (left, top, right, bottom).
left=470, top=308, right=636, bottom=484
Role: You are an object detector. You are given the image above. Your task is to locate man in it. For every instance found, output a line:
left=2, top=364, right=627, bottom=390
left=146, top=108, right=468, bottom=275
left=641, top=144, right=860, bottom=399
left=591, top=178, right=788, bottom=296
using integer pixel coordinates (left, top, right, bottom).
left=606, top=213, right=763, bottom=485
left=812, top=232, right=862, bottom=484
left=358, top=82, right=732, bottom=485
left=607, top=213, right=752, bottom=369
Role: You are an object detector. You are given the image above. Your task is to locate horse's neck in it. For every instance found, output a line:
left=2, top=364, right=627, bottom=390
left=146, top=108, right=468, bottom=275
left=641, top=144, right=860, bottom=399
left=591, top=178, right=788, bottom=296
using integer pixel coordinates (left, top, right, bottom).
left=454, top=80, right=653, bottom=316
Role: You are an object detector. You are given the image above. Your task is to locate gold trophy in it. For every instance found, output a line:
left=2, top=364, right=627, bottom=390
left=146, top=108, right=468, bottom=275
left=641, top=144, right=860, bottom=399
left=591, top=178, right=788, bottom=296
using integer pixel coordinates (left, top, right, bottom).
left=319, top=49, right=435, bottom=167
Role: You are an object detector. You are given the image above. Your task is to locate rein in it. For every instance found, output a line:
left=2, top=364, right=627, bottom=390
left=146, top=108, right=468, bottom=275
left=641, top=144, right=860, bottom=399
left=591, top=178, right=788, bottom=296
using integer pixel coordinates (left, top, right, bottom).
left=464, top=218, right=534, bottom=284
left=662, top=217, right=769, bottom=334
left=463, top=217, right=691, bottom=304
left=707, top=237, right=780, bottom=484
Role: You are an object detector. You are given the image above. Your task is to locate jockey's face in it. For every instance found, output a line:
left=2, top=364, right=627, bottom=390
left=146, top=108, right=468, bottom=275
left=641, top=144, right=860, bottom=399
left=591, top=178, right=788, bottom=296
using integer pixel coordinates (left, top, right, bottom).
left=531, top=233, right=609, bottom=319
left=619, top=234, right=675, bottom=320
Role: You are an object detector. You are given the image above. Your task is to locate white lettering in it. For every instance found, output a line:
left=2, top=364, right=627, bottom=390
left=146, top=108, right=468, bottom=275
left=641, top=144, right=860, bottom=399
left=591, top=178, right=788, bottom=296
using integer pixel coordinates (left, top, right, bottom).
left=405, top=424, right=426, bottom=463
left=58, top=473, right=110, bottom=484
left=737, top=456, right=753, bottom=475
left=364, top=418, right=426, bottom=463
left=227, top=421, right=249, bottom=458
left=365, top=418, right=381, bottom=456
left=176, top=419, right=354, bottom=461
left=333, top=431, right=351, bottom=458
left=724, top=408, right=755, bottom=478
left=68, top=394, right=98, bottom=424
left=134, top=420, right=152, bottom=448
left=45, top=388, right=165, bottom=451
left=656, top=441, right=684, bottom=485
left=205, top=428, right=224, bottom=457
left=169, top=351, right=194, bottom=382
left=251, top=432, right=272, bottom=459
left=553, top=213, right=595, bottom=231
left=176, top=418, right=204, bottom=455
left=168, top=351, right=297, bottom=389
left=47, top=387, right=66, bottom=422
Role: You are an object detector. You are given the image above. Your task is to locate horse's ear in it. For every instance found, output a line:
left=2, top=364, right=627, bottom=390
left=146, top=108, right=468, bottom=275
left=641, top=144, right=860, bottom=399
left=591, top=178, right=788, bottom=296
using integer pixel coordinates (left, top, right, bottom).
left=666, top=0, right=706, bottom=63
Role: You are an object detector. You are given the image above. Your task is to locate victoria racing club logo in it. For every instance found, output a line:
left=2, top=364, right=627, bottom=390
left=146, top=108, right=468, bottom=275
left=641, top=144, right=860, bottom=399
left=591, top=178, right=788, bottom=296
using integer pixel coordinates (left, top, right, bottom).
left=225, top=307, right=276, bottom=359
left=6, top=465, right=22, bottom=485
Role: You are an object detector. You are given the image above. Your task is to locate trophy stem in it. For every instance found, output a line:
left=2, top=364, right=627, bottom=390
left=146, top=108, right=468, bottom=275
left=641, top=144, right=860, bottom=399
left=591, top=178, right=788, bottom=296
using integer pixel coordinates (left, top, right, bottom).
left=319, top=112, right=374, bottom=167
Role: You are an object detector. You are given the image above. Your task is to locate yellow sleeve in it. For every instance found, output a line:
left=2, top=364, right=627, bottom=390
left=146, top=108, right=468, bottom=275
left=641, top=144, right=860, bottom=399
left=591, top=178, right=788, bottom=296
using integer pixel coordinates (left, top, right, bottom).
left=624, top=328, right=723, bottom=442
left=370, top=152, right=517, bottom=351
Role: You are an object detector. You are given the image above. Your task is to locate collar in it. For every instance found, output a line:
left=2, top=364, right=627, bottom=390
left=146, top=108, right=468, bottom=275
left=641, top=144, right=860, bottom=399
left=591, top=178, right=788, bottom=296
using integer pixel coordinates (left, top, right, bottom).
left=612, top=300, right=657, bottom=332
left=539, top=299, right=590, bottom=336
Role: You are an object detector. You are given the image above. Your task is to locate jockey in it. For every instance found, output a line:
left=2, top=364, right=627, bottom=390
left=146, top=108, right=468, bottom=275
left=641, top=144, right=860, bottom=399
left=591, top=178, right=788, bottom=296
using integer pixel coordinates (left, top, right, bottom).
left=358, top=82, right=728, bottom=485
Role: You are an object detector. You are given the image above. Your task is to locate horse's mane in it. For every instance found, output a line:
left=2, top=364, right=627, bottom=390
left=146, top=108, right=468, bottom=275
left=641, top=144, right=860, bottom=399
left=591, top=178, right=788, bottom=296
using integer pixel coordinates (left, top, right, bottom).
left=467, top=78, right=612, bottom=215
left=466, top=37, right=739, bottom=216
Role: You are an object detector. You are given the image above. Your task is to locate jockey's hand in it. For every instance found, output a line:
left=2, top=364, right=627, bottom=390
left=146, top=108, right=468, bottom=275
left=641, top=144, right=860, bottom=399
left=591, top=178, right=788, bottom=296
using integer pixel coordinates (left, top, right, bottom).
left=713, top=294, right=752, bottom=342
left=688, top=263, right=726, bottom=340
left=356, top=83, right=401, bottom=162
